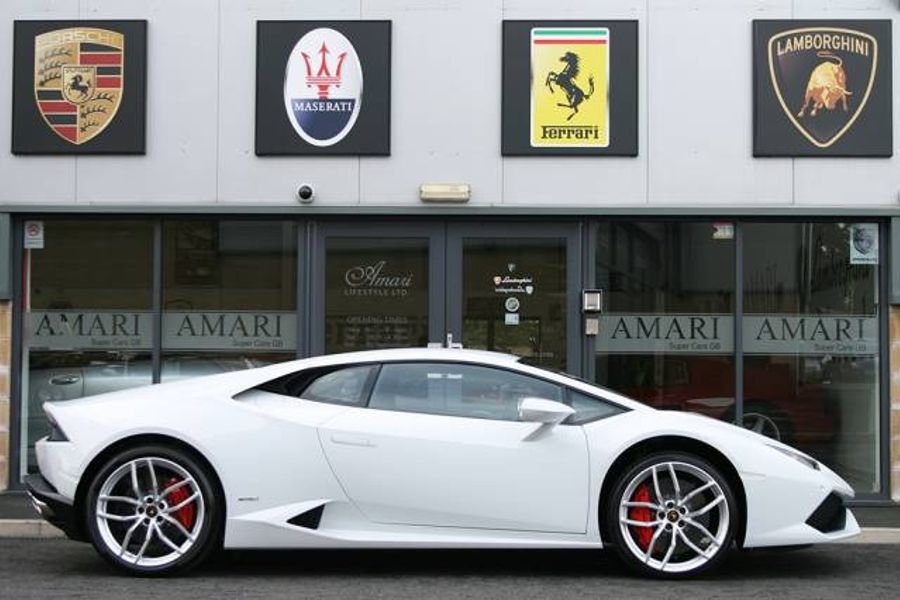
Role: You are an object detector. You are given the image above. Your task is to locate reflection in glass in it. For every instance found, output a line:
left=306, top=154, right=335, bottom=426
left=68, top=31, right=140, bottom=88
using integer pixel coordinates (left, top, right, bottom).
left=161, top=221, right=297, bottom=379
left=744, top=222, right=880, bottom=492
left=325, top=238, right=429, bottom=353
left=463, top=238, right=566, bottom=370
left=24, top=220, right=155, bottom=472
left=595, top=221, right=735, bottom=420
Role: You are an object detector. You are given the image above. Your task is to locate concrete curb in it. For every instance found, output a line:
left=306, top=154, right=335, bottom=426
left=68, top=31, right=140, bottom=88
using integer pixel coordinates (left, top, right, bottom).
left=0, top=519, right=65, bottom=539
left=836, top=527, right=900, bottom=544
left=1, top=518, right=899, bottom=543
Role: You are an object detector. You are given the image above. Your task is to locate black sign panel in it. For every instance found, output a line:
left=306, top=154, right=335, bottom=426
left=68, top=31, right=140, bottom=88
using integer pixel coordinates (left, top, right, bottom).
left=753, top=20, right=892, bottom=157
left=12, top=20, right=147, bottom=154
left=502, top=20, right=638, bottom=156
left=256, top=21, right=391, bottom=156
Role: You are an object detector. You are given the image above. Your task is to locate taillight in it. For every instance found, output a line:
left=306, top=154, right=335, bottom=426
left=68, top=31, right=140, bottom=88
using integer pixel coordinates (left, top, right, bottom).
left=44, top=410, right=69, bottom=442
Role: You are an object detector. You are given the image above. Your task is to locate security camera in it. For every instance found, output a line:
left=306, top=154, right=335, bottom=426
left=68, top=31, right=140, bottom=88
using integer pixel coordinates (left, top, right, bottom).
left=296, top=184, right=315, bottom=203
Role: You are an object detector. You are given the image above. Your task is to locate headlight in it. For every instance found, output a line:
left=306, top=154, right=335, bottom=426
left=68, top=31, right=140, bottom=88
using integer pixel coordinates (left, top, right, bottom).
left=769, top=444, right=819, bottom=470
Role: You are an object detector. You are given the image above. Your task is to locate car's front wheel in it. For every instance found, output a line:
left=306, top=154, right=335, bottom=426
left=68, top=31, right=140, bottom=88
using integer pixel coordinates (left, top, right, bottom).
left=605, top=451, right=737, bottom=578
left=85, top=444, right=221, bottom=575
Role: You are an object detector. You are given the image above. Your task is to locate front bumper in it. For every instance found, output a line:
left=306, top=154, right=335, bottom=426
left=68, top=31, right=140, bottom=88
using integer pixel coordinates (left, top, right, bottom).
left=24, top=474, right=85, bottom=541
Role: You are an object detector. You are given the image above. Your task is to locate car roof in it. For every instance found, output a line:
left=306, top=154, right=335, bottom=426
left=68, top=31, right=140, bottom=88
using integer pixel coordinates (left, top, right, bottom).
left=220, top=346, right=649, bottom=413
left=244, top=347, right=520, bottom=381
left=302, top=347, right=521, bottom=367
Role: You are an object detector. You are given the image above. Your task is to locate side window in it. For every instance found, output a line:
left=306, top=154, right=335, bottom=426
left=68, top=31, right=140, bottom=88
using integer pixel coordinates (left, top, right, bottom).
left=369, top=362, right=563, bottom=421
left=258, top=365, right=378, bottom=406
left=566, top=389, right=625, bottom=424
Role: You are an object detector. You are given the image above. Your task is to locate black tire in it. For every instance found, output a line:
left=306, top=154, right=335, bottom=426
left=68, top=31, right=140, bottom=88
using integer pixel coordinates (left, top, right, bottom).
left=603, top=451, right=738, bottom=578
left=84, top=444, right=222, bottom=576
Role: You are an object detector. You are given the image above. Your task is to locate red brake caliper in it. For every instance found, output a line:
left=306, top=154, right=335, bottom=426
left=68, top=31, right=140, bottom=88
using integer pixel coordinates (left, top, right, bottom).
left=628, top=484, right=654, bottom=551
left=164, top=477, right=196, bottom=530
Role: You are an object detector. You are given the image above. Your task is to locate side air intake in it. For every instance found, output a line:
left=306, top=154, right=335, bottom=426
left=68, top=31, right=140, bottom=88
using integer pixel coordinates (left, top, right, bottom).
left=805, top=493, right=846, bottom=534
left=287, top=505, right=325, bottom=530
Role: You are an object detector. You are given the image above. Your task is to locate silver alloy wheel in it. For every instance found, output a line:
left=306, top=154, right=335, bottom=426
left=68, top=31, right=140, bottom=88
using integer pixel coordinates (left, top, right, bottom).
left=95, top=456, right=205, bottom=568
left=618, top=461, right=730, bottom=574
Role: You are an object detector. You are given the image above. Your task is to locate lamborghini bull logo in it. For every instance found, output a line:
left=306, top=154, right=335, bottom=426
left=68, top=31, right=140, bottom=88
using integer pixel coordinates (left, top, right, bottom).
left=768, top=27, right=877, bottom=148
left=796, top=52, right=851, bottom=118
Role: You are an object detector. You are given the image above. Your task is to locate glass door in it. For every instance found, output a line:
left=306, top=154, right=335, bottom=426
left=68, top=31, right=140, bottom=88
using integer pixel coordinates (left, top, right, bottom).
left=310, top=222, right=446, bottom=355
left=447, top=223, right=582, bottom=373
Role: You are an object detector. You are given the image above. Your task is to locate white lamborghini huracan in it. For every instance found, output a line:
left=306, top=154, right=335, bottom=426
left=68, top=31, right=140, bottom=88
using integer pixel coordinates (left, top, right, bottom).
left=26, top=348, right=859, bottom=577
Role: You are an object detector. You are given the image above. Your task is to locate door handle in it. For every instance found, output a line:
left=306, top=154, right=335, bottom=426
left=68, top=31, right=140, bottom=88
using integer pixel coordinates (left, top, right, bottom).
left=330, top=434, right=375, bottom=448
left=50, top=374, right=81, bottom=386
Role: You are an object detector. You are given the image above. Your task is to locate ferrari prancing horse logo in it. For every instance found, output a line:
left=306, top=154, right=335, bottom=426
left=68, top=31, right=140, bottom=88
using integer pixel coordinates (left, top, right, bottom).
left=33, top=27, right=124, bottom=145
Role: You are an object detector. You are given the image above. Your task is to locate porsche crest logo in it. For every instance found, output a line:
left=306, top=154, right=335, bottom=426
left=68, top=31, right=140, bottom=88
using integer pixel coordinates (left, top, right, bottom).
left=767, top=27, right=877, bottom=148
left=33, top=27, right=124, bottom=145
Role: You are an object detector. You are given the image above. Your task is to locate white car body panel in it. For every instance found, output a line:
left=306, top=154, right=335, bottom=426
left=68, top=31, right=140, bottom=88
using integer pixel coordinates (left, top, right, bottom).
left=319, top=405, right=589, bottom=533
left=34, top=347, right=860, bottom=551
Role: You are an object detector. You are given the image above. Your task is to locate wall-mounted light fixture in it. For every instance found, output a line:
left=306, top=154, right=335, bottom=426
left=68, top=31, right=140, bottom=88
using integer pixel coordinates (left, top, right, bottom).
left=419, top=183, right=471, bottom=203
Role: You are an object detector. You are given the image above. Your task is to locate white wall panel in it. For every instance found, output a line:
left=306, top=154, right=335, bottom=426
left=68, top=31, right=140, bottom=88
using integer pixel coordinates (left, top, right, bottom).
left=73, top=0, right=217, bottom=204
left=0, top=0, right=78, bottom=205
left=647, top=0, right=793, bottom=205
left=792, top=0, right=899, bottom=206
left=217, top=0, right=362, bottom=205
left=358, top=0, right=502, bottom=206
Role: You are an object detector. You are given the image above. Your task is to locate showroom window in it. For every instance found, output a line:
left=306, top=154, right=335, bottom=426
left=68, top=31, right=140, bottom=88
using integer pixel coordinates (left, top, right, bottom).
left=594, top=221, right=735, bottom=421
left=21, top=220, right=154, bottom=472
left=592, top=219, right=884, bottom=495
left=324, top=238, right=430, bottom=354
left=462, top=238, right=568, bottom=370
left=161, top=221, right=297, bottom=380
left=743, top=222, right=881, bottom=492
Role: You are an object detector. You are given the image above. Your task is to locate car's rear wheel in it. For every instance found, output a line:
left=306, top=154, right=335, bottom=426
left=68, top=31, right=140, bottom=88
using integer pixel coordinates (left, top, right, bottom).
left=85, top=444, right=221, bottom=575
left=605, top=451, right=737, bottom=578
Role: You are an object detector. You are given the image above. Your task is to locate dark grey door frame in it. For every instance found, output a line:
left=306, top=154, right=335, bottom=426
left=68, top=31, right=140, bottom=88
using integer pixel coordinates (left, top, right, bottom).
left=446, top=222, right=583, bottom=376
left=308, top=221, right=447, bottom=356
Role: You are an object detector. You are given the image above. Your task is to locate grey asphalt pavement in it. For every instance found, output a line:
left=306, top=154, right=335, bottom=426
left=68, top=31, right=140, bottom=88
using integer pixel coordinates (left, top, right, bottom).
left=2, top=539, right=899, bottom=599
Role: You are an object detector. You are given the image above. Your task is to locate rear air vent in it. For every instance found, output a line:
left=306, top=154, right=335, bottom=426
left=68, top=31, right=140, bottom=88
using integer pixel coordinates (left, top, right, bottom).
left=288, top=505, right=325, bottom=530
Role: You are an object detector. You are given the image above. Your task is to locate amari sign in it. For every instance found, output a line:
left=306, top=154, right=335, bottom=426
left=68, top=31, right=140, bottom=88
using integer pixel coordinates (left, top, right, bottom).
left=597, top=315, right=732, bottom=355
left=28, top=311, right=298, bottom=352
left=753, top=20, right=892, bottom=156
left=597, top=314, right=877, bottom=356
left=28, top=311, right=152, bottom=349
left=163, top=312, right=296, bottom=351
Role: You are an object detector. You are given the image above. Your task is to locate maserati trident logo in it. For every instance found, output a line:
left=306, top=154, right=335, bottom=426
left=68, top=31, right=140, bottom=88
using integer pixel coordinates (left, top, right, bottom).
left=768, top=27, right=878, bottom=148
left=33, top=27, right=124, bottom=144
left=284, top=28, right=363, bottom=147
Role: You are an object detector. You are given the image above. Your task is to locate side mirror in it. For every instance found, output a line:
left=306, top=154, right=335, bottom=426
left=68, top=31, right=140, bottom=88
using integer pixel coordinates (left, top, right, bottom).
left=518, top=397, right=575, bottom=425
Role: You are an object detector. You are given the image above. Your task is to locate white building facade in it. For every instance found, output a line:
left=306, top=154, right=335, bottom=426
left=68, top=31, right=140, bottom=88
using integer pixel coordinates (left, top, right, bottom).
left=0, top=0, right=898, bottom=504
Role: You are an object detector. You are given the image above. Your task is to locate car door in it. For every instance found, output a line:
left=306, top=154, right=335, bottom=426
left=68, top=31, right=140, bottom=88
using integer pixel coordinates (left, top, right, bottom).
left=318, top=361, right=590, bottom=534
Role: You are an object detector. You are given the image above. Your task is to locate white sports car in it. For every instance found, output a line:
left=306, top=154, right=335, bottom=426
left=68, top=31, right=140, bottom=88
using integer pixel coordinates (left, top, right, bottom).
left=26, top=348, right=859, bottom=577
